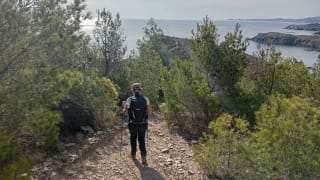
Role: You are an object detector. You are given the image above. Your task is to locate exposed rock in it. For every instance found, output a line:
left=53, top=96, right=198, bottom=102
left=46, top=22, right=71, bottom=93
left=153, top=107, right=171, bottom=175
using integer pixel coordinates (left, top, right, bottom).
left=95, top=149, right=102, bottom=155
left=80, top=125, right=95, bottom=135
left=166, top=158, right=173, bottom=166
left=285, top=23, right=320, bottom=31
left=186, top=154, right=193, bottom=158
left=17, top=173, right=29, bottom=178
left=96, top=131, right=105, bottom=135
left=250, top=32, right=320, bottom=51
left=88, top=137, right=98, bottom=144
left=161, top=148, right=170, bottom=153
left=65, top=143, right=76, bottom=147
left=161, top=36, right=192, bottom=60
left=191, top=140, right=198, bottom=144
left=188, top=170, right=195, bottom=175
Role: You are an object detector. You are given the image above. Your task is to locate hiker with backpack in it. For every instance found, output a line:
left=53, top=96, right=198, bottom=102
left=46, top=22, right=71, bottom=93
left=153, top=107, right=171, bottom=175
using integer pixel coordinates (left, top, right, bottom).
left=123, top=83, right=151, bottom=165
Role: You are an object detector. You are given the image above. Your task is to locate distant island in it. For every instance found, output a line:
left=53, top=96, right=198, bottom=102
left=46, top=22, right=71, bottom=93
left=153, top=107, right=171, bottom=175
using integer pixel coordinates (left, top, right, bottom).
left=285, top=23, right=320, bottom=31
left=250, top=32, right=320, bottom=51
left=234, top=16, right=320, bottom=23
left=285, top=23, right=320, bottom=35
left=249, top=19, right=320, bottom=51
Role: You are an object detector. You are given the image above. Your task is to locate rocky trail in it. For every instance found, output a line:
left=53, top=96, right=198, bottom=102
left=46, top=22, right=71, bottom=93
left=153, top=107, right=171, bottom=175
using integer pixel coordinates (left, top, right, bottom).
left=31, top=112, right=207, bottom=180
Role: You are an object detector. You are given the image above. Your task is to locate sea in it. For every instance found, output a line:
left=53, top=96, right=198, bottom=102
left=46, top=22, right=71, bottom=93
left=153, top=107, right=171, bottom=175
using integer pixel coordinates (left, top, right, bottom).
left=81, top=19, right=320, bottom=67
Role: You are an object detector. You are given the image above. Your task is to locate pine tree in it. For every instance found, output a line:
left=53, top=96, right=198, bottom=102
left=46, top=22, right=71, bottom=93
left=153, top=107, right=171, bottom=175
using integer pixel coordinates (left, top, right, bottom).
left=94, top=9, right=126, bottom=76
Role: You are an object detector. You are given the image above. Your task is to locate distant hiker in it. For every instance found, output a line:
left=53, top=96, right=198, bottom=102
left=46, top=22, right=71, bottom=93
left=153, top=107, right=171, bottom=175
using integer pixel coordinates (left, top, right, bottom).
left=158, top=88, right=164, bottom=103
left=123, top=83, right=151, bottom=165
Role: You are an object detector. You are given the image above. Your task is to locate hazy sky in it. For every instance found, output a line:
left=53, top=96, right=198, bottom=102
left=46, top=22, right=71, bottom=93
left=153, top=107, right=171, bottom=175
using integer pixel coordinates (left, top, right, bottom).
left=85, top=0, right=320, bottom=20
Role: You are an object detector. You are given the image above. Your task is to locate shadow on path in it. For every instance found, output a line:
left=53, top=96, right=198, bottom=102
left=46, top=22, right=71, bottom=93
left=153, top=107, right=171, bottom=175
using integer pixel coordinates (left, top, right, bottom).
left=133, top=160, right=166, bottom=180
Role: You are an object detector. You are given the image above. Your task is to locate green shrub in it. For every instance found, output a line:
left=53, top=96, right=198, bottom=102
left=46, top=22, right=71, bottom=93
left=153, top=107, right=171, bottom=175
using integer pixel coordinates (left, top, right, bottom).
left=195, top=113, right=250, bottom=179
left=195, top=96, right=320, bottom=179
left=0, top=131, right=30, bottom=179
left=59, top=69, right=119, bottom=129
left=161, top=60, right=219, bottom=129
left=160, top=99, right=188, bottom=128
left=249, top=95, right=320, bottom=179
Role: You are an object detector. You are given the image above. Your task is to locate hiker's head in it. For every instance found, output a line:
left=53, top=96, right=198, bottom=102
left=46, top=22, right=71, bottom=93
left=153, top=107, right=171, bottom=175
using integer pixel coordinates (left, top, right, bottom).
left=131, top=83, right=142, bottom=96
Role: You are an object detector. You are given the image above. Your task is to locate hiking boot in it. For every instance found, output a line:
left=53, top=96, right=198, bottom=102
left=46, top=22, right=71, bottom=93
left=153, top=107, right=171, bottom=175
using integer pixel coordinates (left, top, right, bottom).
left=141, top=155, right=147, bottom=165
left=131, top=153, right=136, bottom=160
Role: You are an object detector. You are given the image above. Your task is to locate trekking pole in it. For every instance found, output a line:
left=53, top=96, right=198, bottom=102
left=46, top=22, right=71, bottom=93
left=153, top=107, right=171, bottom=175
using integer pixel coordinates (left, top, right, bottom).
left=146, top=119, right=149, bottom=148
left=120, top=113, right=124, bottom=156
left=146, top=125, right=148, bottom=148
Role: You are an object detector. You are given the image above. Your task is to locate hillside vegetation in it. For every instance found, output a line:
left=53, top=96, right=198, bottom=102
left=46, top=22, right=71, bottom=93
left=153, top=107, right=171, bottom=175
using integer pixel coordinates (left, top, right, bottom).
left=1, top=0, right=320, bottom=179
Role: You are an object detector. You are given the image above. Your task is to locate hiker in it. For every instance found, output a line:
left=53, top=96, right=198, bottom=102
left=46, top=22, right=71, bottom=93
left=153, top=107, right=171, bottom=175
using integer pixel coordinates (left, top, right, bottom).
left=158, top=88, right=164, bottom=103
left=123, top=83, right=151, bottom=165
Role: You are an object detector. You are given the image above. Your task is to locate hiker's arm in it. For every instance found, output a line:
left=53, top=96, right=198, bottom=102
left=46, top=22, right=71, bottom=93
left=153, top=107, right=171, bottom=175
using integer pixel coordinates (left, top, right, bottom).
left=124, top=107, right=128, bottom=116
left=147, top=105, right=152, bottom=114
left=123, top=98, right=131, bottom=116
left=122, top=102, right=128, bottom=116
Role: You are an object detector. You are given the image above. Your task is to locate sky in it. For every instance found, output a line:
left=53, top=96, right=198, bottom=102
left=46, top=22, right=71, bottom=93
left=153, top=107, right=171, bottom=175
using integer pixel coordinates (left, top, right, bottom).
left=84, top=0, right=320, bottom=20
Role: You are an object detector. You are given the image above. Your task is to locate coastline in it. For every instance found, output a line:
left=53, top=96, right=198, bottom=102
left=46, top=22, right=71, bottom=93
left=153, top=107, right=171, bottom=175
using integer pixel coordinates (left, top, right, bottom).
left=81, top=19, right=320, bottom=67
left=249, top=32, right=320, bottom=52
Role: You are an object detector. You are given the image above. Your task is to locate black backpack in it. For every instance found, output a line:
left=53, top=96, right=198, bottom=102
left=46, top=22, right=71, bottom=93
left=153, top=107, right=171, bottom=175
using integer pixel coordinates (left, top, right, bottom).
left=128, top=96, right=147, bottom=124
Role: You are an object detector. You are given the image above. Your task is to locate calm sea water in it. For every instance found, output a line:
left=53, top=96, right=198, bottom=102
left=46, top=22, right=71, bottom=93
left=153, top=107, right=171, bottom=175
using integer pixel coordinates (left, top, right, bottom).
left=81, top=19, right=319, bottom=67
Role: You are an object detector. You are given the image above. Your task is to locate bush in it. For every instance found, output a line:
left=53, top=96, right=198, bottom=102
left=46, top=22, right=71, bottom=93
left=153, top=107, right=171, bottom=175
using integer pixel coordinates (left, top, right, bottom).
left=194, top=113, right=250, bottom=179
left=249, top=95, right=320, bottom=179
left=0, top=131, right=30, bottom=179
left=161, top=60, right=219, bottom=130
left=195, top=96, right=320, bottom=179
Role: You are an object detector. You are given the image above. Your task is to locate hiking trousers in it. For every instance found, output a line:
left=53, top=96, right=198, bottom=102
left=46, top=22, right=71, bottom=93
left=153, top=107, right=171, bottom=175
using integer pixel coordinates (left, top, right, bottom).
left=128, top=123, right=147, bottom=157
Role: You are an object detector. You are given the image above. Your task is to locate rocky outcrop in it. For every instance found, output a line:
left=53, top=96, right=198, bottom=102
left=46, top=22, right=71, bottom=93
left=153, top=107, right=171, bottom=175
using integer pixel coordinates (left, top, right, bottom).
left=285, top=23, right=320, bottom=31
left=163, top=36, right=191, bottom=60
left=315, top=31, right=320, bottom=35
left=158, top=36, right=267, bottom=68
left=250, top=32, right=320, bottom=51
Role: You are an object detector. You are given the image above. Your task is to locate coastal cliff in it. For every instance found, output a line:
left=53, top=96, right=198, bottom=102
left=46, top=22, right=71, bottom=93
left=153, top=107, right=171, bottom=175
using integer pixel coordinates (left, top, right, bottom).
left=250, top=32, right=320, bottom=51
left=285, top=23, right=320, bottom=31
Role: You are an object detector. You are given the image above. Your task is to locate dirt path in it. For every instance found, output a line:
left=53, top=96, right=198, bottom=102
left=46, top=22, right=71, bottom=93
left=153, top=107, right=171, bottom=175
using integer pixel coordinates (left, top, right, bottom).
left=31, top=113, right=207, bottom=180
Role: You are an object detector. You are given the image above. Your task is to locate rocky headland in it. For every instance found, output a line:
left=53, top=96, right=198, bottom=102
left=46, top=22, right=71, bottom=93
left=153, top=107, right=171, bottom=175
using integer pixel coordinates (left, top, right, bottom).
left=285, top=23, right=320, bottom=31
left=250, top=32, right=320, bottom=51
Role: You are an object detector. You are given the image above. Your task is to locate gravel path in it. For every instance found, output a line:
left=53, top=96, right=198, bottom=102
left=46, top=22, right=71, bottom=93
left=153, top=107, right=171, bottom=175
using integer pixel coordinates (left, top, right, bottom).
left=31, top=113, right=207, bottom=180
